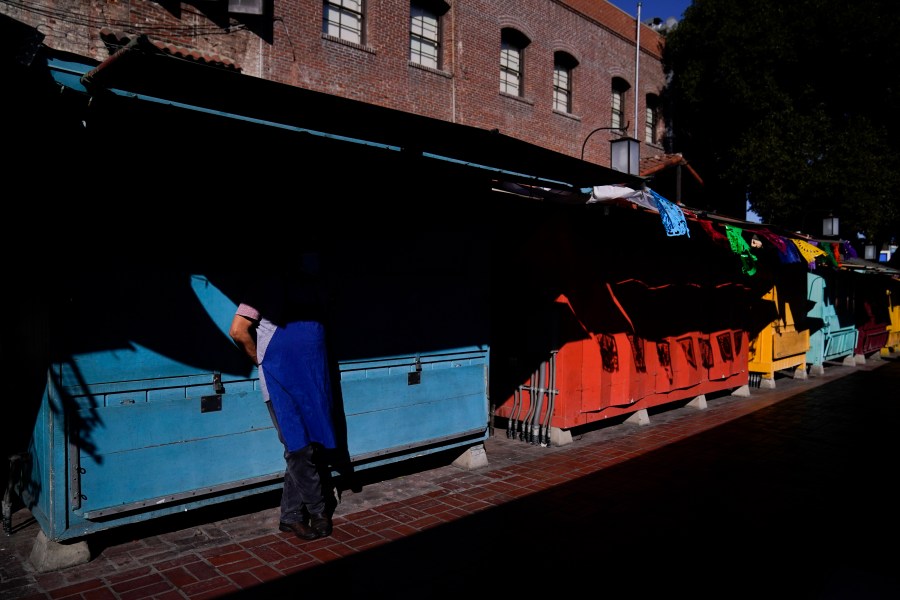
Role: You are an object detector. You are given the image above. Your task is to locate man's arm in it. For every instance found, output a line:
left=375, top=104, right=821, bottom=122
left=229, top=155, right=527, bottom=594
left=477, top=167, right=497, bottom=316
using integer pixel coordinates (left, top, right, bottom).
left=229, top=314, right=259, bottom=366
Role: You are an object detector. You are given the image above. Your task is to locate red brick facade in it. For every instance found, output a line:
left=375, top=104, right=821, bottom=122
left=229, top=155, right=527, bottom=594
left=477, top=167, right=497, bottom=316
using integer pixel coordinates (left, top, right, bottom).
left=1, top=0, right=667, bottom=168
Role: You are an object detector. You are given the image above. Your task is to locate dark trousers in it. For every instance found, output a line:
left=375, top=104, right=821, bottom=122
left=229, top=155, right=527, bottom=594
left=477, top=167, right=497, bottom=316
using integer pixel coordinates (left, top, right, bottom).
left=266, top=401, right=326, bottom=523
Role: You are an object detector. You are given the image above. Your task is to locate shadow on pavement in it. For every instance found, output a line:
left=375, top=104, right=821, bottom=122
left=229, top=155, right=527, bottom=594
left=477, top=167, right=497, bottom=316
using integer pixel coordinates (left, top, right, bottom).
left=227, top=360, right=900, bottom=599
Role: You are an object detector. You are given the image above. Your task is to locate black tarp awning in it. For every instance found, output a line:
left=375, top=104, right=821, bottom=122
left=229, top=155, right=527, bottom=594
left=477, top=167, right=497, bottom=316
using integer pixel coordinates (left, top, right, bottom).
left=47, top=35, right=644, bottom=192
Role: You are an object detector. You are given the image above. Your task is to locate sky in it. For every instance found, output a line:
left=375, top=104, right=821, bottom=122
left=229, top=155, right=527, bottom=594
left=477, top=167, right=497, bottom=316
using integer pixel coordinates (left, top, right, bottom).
left=607, top=0, right=691, bottom=23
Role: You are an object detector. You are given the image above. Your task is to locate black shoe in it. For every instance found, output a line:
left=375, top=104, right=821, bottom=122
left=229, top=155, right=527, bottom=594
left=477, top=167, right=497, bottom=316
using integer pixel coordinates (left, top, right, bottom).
left=279, top=520, right=320, bottom=541
left=309, top=513, right=333, bottom=538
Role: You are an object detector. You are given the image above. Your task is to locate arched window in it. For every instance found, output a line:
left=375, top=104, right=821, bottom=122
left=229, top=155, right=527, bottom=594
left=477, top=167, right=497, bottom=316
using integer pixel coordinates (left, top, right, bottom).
left=410, top=1, right=449, bottom=69
left=611, top=77, right=630, bottom=130
left=553, top=51, right=578, bottom=113
left=501, top=28, right=530, bottom=97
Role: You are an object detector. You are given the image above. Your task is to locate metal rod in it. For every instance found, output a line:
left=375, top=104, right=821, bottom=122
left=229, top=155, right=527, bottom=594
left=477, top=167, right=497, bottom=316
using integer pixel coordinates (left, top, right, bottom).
left=580, top=124, right=628, bottom=161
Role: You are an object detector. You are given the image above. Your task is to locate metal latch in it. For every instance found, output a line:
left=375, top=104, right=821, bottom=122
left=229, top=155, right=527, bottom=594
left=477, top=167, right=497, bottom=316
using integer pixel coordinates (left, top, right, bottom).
left=202, top=372, right=225, bottom=413
left=408, top=356, right=422, bottom=385
left=213, top=372, right=225, bottom=394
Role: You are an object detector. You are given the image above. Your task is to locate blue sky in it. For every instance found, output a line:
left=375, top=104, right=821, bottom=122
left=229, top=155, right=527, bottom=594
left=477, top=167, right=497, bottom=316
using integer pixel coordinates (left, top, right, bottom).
left=608, top=0, right=691, bottom=22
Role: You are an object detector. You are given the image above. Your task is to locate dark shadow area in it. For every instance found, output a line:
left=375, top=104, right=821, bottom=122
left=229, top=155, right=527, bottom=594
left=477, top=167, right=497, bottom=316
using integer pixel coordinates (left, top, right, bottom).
left=2, top=52, right=502, bottom=539
left=330, top=444, right=467, bottom=497
left=81, top=487, right=283, bottom=553
left=227, top=361, right=900, bottom=599
left=74, top=442, right=469, bottom=554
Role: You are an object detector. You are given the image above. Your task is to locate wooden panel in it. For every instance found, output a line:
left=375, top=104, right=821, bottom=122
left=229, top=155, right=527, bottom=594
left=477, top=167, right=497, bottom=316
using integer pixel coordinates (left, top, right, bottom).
left=77, top=427, right=282, bottom=514
left=74, top=391, right=274, bottom=455
left=340, top=364, right=488, bottom=458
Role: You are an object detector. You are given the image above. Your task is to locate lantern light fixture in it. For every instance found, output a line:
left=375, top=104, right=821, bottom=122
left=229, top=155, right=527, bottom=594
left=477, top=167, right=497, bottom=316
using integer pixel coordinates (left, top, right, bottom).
left=822, top=215, right=839, bottom=237
left=610, top=136, right=641, bottom=176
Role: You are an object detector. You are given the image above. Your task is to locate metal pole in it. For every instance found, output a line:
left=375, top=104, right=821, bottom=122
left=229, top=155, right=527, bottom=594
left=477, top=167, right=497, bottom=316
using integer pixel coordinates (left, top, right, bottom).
left=634, top=2, right=641, bottom=138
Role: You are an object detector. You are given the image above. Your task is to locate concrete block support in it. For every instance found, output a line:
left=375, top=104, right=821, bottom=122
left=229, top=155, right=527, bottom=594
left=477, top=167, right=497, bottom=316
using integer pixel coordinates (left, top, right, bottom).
left=29, top=530, right=91, bottom=572
left=453, top=443, right=489, bottom=470
left=686, top=395, right=707, bottom=410
left=625, top=408, right=650, bottom=426
left=731, top=384, right=751, bottom=397
left=550, top=427, right=573, bottom=447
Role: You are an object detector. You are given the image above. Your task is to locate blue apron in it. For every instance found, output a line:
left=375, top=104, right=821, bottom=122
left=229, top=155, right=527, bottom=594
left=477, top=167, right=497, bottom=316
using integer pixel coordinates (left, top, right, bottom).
left=259, top=319, right=337, bottom=453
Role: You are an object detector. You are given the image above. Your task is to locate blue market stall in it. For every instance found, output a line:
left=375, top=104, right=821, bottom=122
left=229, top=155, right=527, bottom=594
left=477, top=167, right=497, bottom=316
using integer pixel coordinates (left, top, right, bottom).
left=805, top=271, right=858, bottom=374
left=21, top=254, right=491, bottom=541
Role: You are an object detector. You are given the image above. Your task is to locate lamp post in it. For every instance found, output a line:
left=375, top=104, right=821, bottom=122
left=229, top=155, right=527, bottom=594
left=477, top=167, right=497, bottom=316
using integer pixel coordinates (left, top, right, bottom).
left=581, top=125, right=641, bottom=176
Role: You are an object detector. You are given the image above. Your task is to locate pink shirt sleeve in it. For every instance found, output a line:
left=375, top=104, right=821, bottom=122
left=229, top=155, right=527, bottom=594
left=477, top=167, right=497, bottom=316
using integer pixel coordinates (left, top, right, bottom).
left=235, top=303, right=261, bottom=321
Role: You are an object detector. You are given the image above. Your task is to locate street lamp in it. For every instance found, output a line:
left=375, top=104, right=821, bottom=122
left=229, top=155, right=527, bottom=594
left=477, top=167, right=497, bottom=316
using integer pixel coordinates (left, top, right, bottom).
left=610, top=136, right=641, bottom=176
left=822, top=214, right=839, bottom=237
left=581, top=125, right=641, bottom=176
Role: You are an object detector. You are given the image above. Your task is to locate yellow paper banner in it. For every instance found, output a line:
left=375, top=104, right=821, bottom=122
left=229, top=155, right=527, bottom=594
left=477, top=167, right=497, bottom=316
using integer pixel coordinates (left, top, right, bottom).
left=791, top=238, right=826, bottom=264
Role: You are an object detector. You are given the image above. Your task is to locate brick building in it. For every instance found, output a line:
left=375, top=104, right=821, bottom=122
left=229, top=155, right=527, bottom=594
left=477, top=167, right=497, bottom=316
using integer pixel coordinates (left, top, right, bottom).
left=0, top=0, right=669, bottom=172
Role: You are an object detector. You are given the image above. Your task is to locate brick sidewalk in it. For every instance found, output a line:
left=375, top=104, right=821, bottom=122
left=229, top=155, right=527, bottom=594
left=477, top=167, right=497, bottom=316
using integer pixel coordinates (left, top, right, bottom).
left=2, top=356, right=894, bottom=599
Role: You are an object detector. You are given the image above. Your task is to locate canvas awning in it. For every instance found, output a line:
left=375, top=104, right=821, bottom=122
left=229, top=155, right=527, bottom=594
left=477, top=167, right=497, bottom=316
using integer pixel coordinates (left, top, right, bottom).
left=46, top=35, right=644, bottom=192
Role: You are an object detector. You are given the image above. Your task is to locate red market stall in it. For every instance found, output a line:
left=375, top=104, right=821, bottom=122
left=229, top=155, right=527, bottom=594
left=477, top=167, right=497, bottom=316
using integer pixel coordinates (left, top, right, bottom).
left=490, top=188, right=754, bottom=444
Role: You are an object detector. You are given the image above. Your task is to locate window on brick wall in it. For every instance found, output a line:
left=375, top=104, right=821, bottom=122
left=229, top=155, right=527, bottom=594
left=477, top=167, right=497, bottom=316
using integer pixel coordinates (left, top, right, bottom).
left=645, top=93, right=660, bottom=145
left=324, top=0, right=364, bottom=45
left=411, top=1, right=449, bottom=69
left=553, top=52, right=578, bottom=113
left=500, top=28, right=530, bottom=97
left=228, top=0, right=264, bottom=15
left=611, top=77, right=630, bottom=130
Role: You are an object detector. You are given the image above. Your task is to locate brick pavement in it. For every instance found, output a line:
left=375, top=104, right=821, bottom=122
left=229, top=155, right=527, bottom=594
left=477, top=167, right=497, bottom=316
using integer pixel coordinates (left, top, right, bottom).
left=2, top=355, right=896, bottom=599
